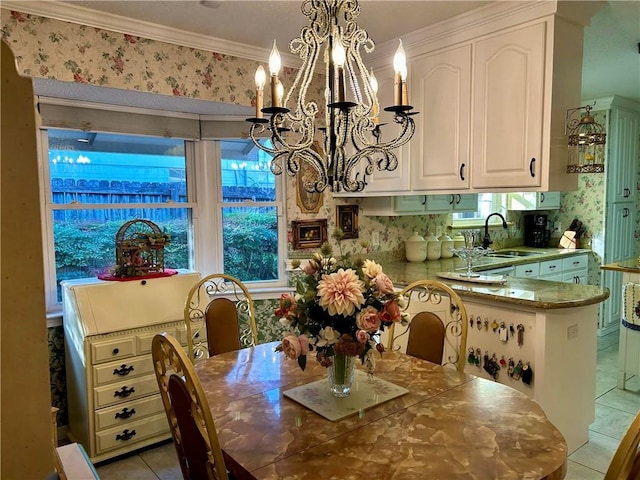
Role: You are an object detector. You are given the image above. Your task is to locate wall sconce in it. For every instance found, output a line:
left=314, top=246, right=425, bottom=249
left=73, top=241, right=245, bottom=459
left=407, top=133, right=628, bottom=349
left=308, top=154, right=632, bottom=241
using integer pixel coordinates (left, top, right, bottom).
left=565, top=104, right=606, bottom=173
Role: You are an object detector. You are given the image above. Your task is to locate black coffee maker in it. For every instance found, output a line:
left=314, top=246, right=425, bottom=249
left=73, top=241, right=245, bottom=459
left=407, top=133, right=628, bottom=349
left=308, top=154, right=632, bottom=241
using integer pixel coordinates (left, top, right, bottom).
left=524, top=214, right=549, bottom=247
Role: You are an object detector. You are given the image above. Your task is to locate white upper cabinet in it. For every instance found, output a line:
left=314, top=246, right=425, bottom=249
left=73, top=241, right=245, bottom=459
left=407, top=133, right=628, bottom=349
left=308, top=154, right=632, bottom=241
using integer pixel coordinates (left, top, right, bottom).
left=348, top=71, right=412, bottom=194
left=410, top=44, right=471, bottom=192
left=337, top=2, right=595, bottom=198
left=471, top=23, right=545, bottom=189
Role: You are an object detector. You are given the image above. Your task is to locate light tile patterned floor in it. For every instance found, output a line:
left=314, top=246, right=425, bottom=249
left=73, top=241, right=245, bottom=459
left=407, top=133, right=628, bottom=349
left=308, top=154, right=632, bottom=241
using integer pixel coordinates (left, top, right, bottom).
left=95, top=332, right=639, bottom=480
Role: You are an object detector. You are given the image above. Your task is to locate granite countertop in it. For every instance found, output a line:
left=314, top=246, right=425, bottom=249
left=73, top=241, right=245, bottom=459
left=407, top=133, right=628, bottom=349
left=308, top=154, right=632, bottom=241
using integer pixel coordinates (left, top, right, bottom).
left=601, top=258, right=640, bottom=274
left=379, top=247, right=609, bottom=310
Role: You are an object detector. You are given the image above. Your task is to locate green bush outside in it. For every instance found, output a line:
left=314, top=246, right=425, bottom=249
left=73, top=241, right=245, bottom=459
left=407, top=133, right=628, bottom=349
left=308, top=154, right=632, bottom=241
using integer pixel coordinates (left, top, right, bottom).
left=53, top=210, right=277, bottom=299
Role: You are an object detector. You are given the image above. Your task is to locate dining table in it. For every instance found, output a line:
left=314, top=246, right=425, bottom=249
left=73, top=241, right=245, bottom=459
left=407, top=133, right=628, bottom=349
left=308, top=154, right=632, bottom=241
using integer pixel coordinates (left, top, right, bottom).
left=195, top=341, right=567, bottom=480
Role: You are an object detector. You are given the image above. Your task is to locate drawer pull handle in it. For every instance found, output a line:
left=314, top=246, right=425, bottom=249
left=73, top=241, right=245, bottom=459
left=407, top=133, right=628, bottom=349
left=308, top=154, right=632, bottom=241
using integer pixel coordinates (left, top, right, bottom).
left=114, top=386, right=135, bottom=398
left=549, top=266, right=556, bottom=270
left=529, top=158, right=536, bottom=177
left=115, top=407, right=136, bottom=420
left=113, top=365, right=134, bottom=376
left=112, top=348, right=120, bottom=355
left=115, top=429, right=137, bottom=442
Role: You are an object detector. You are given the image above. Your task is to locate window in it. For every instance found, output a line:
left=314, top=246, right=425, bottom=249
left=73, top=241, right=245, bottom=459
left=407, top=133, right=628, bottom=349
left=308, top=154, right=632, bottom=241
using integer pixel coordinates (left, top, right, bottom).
left=42, top=130, right=193, bottom=306
left=41, top=129, right=286, bottom=312
left=452, top=193, right=507, bottom=226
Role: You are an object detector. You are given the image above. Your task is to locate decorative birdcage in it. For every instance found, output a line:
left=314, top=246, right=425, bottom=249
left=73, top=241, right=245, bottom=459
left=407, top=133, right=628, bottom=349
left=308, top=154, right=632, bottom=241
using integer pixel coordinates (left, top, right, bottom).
left=114, top=219, right=170, bottom=278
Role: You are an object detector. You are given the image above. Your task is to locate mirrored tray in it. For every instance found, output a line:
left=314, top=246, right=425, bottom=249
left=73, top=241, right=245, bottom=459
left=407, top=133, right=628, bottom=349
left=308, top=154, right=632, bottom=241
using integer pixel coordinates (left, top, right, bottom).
left=437, top=271, right=508, bottom=284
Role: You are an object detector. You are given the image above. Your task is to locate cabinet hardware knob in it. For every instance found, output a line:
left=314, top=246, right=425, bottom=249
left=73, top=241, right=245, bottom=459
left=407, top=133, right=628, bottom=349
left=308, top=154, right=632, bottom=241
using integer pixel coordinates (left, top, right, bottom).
left=141, top=280, right=147, bottom=285
left=459, top=163, right=466, bottom=181
left=540, top=192, right=545, bottom=202
left=449, top=195, right=454, bottom=206
left=115, top=429, right=137, bottom=441
left=114, top=386, right=135, bottom=398
left=624, top=188, right=630, bottom=198
left=113, top=364, right=134, bottom=376
left=114, top=407, right=136, bottom=419
left=456, top=194, right=461, bottom=205
left=623, top=208, right=630, bottom=217
left=112, top=348, right=120, bottom=355
left=529, top=158, right=536, bottom=177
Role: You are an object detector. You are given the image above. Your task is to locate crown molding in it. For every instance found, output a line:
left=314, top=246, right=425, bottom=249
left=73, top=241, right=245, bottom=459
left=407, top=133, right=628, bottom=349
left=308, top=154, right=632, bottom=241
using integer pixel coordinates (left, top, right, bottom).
left=0, top=0, right=302, bottom=68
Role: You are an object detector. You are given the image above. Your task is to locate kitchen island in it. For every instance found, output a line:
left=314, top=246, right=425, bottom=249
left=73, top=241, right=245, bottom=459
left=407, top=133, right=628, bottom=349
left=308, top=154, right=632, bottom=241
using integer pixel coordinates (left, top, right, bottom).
left=378, top=248, right=609, bottom=454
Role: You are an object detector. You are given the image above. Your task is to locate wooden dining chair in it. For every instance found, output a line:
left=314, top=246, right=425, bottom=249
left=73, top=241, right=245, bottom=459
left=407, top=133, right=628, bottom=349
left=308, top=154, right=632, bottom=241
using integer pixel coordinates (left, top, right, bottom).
left=604, top=411, right=640, bottom=480
left=184, top=273, right=258, bottom=361
left=152, top=333, right=230, bottom=480
left=390, top=279, right=469, bottom=373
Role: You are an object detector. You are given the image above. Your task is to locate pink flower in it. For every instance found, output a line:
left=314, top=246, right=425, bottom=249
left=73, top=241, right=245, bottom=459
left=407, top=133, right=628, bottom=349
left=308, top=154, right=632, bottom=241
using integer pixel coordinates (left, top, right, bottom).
left=380, top=300, right=402, bottom=323
left=275, top=293, right=297, bottom=318
left=356, top=330, right=369, bottom=343
left=317, top=268, right=365, bottom=316
left=281, top=333, right=309, bottom=360
left=373, top=273, right=395, bottom=295
left=356, top=306, right=382, bottom=332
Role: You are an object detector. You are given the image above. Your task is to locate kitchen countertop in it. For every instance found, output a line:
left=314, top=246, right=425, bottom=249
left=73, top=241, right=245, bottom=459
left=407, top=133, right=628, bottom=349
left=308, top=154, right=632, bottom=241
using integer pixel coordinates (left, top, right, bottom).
left=380, top=247, right=609, bottom=310
left=600, top=258, right=640, bottom=274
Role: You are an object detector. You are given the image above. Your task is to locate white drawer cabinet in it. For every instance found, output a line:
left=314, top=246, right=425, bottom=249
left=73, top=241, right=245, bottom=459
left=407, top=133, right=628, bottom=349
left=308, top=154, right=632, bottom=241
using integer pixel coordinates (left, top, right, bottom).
left=515, top=262, right=540, bottom=279
left=511, top=253, right=588, bottom=284
left=62, top=271, right=200, bottom=463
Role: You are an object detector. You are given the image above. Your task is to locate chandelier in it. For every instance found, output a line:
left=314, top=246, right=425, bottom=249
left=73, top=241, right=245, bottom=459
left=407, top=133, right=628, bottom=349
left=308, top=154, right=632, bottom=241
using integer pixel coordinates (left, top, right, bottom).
left=246, top=0, right=417, bottom=193
left=565, top=104, right=606, bottom=174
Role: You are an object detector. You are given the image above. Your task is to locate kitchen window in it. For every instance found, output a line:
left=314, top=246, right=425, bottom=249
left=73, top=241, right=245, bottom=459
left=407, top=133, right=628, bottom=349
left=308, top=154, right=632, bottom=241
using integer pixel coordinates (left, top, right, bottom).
left=40, top=126, right=286, bottom=313
left=452, top=193, right=507, bottom=226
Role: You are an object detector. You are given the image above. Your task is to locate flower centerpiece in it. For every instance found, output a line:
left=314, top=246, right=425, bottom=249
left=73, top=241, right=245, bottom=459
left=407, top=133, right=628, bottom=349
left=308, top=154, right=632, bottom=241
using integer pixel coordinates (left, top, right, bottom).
left=275, top=237, right=409, bottom=397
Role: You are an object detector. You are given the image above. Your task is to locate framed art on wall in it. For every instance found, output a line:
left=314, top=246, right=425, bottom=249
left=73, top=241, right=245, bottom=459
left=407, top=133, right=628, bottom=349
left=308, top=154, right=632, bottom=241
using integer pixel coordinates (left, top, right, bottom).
left=295, top=142, right=324, bottom=214
left=337, top=205, right=359, bottom=239
left=291, top=219, right=328, bottom=249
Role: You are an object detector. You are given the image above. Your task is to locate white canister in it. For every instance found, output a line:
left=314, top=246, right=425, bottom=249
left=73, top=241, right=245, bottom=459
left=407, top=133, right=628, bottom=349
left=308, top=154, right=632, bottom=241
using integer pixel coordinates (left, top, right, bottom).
left=439, top=233, right=454, bottom=258
left=453, top=233, right=465, bottom=250
left=425, top=232, right=441, bottom=261
left=405, top=232, right=427, bottom=262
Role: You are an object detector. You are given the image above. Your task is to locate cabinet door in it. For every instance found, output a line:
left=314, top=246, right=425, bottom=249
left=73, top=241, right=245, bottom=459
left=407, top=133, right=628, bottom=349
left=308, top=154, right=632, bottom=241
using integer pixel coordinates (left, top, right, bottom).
left=410, top=44, right=471, bottom=191
left=454, top=193, right=478, bottom=211
left=355, top=72, right=412, bottom=193
left=394, top=195, right=426, bottom=214
left=607, top=108, right=639, bottom=203
left=538, top=192, right=560, bottom=209
left=424, top=195, right=454, bottom=213
left=471, top=22, right=545, bottom=189
left=607, top=203, right=636, bottom=262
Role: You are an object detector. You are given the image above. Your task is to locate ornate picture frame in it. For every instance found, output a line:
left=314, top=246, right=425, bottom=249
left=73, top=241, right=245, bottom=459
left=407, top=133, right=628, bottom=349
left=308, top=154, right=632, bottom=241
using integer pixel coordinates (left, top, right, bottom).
left=337, top=205, right=359, bottom=239
left=291, top=219, right=328, bottom=250
left=295, top=142, right=324, bottom=214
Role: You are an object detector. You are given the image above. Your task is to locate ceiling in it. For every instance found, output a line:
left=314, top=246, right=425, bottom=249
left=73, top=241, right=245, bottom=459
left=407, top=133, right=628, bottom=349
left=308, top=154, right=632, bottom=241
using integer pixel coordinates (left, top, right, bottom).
left=5, top=1, right=640, bottom=103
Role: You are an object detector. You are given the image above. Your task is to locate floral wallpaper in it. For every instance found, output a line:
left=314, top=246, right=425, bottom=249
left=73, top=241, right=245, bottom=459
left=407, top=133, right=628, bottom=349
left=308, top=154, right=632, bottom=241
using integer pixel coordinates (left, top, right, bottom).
left=3, top=7, right=638, bottom=431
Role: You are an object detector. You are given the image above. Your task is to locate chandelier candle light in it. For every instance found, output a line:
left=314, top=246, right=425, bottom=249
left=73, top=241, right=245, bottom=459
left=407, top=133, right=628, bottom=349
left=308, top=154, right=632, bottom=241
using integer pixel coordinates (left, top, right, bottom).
left=246, top=0, right=417, bottom=193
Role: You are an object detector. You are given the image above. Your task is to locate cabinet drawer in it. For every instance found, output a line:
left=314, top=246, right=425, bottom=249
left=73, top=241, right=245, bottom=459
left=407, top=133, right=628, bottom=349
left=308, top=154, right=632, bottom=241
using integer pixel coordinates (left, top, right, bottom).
left=91, top=338, right=135, bottom=364
left=95, top=394, right=164, bottom=431
left=514, top=263, right=539, bottom=278
left=94, top=374, right=159, bottom=409
left=137, top=327, right=177, bottom=355
left=95, top=413, right=168, bottom=455
left=93, top=356, right=154, bottom=387
left=539, top=259, right=562, bottom=277
left=562, top=254, right=588, bottom=271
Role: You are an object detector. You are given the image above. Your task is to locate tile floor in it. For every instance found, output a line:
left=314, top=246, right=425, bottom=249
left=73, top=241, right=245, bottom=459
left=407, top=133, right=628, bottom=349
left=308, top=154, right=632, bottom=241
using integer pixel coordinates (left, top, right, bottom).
left=94, top=332, right=639, bottom=480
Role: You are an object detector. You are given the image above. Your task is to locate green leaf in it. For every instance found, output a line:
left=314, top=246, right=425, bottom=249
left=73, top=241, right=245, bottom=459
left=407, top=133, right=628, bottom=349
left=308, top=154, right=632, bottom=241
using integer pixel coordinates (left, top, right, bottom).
left=298, top=355, right=307, bottom=371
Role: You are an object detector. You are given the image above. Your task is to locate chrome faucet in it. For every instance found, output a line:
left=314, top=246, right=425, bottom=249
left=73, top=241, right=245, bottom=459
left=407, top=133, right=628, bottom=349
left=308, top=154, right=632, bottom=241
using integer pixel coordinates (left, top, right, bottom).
left=482, top=212, right=508, bottom=249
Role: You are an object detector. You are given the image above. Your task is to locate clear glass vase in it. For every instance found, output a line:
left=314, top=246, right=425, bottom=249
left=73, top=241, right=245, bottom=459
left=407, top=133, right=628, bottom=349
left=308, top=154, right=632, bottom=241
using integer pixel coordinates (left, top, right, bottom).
left=327, top=353, right=356, bottom=397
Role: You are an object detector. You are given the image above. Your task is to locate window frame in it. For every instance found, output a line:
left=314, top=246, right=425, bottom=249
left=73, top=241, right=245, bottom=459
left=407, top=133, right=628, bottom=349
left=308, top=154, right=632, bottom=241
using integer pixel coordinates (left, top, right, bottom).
left=39, top=115, right=288, bottom=314
left=451, top=193, right=508, bottom=228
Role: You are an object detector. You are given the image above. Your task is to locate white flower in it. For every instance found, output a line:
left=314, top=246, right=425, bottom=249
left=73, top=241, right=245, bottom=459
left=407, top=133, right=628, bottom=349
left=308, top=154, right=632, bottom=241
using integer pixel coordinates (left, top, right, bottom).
left=279, top=317, right=293, bottom=328
left=362, top=259, right=383, bottom=279
left=315, top=326, right=340, bottom=347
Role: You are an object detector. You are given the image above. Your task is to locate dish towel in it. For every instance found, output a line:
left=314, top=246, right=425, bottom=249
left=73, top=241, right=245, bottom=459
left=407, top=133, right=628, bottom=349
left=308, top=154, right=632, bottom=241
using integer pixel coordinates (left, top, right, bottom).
left=622, top=282, right=640, bottom=331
